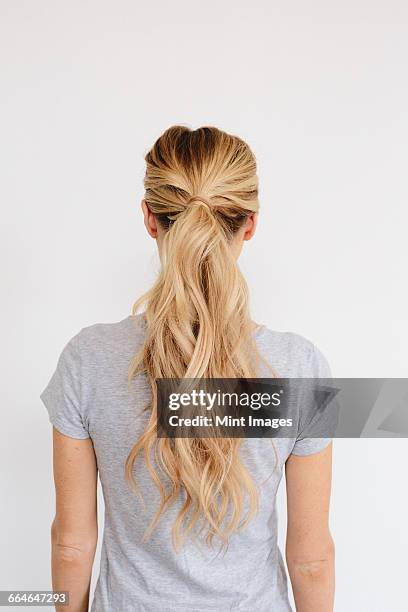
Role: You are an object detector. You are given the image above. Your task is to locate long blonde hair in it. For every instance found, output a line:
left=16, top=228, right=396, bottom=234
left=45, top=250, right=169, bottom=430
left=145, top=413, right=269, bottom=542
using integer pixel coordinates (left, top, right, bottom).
left=126, top=125, right=265, bottom=551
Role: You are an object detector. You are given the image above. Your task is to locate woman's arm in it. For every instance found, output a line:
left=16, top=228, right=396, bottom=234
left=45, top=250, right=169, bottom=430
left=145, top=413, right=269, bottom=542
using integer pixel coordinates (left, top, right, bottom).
left=285, top=442, right=335, bottom=612
left=51, top=428, right=98, bottom=612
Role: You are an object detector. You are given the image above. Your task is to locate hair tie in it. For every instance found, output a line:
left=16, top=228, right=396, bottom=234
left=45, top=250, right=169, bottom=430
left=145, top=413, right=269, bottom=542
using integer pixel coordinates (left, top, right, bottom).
left=187, top=195, right=213, bottom=211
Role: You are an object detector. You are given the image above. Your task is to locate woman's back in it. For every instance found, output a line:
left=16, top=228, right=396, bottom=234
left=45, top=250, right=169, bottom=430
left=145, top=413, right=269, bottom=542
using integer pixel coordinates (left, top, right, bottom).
left=42, top=125, right=334, bottom=612
left=41, top=313, right=331, bottom=612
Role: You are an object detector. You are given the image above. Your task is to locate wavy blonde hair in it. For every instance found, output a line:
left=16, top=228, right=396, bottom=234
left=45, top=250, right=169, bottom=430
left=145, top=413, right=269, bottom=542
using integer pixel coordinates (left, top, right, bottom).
left=126, top=125, right=268, bottom=551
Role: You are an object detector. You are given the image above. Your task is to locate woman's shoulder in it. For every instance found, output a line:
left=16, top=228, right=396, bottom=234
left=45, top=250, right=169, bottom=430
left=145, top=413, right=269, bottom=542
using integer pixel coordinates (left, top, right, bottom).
left=66, top=314, right=145, bottom=365
left=255, top=325, right=332, bottom=378
left=76, top=313, right=141, bottom=341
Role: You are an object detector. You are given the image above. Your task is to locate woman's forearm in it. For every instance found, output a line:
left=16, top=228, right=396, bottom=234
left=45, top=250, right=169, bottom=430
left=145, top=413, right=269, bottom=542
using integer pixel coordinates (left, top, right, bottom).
left=51, top=520, right=97, bottom=612
left=287, top=546, right=335, bottom=612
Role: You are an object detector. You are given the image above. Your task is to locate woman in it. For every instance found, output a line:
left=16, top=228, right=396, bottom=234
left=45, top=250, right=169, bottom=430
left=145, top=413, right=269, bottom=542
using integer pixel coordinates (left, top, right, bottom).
left=41, top=125, right=335, bottom=612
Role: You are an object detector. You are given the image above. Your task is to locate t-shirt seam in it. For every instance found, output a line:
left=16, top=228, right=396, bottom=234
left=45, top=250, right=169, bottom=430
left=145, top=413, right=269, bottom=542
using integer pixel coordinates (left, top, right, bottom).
left=289, top=340, right=326, bottom=454
left=75, top=329, right=90, bottom=433
left=49, top=413, right=90, bottom=440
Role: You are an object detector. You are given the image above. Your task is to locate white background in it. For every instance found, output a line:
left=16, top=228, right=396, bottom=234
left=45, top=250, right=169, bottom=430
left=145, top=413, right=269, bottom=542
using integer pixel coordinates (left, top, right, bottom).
left=1, top=1, right=407, bottom=610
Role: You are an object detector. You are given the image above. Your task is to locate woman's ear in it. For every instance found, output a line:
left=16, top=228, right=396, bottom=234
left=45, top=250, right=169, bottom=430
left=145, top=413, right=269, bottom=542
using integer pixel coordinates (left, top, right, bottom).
left=243, top=212, right=258, bottom=241
left=141, top=199, right=158, bottom=239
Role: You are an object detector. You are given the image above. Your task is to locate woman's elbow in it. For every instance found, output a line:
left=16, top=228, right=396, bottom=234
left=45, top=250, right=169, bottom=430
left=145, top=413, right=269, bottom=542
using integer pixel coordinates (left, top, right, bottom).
left=286, top=535, right=335, bottom=579
left=51, top=518, right=97, bottom=563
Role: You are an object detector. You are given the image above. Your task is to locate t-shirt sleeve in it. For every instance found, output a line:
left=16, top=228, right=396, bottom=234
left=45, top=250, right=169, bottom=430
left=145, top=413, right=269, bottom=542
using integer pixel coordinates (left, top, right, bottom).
left=40, top=332, right=90, bottom=440
left=290, top=343, right=334, bottom=456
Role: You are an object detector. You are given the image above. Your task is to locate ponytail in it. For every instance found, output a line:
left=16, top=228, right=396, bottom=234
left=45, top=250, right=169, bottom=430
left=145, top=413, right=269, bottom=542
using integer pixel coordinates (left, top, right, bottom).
left=126, top=126, right=265, bottom=550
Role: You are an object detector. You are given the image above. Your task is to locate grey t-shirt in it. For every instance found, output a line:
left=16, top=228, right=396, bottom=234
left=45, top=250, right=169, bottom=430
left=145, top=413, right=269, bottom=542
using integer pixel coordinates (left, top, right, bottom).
left=40, top=314, right=332, bottom=612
